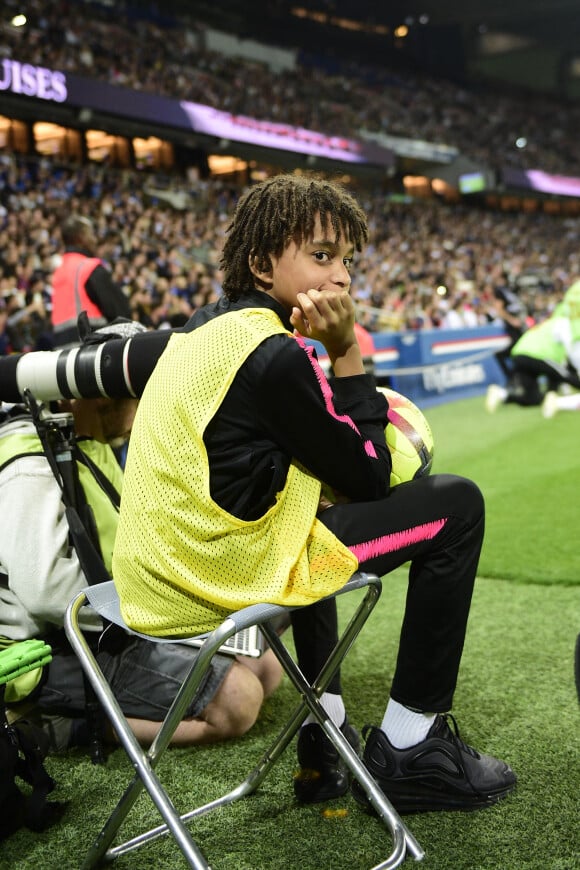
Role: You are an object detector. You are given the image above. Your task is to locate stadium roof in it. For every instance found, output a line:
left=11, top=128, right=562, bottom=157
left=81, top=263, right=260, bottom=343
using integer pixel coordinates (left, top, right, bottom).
left=159, top=1, right=580, bottom=96
left=342, top=0, right=580, bottom=48
left=167, top=0, right=580, bottom=52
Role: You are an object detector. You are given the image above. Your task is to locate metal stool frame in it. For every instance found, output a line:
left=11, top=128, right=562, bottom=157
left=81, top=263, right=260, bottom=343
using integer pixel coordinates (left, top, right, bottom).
left=65, top=572, right=424, bottom=869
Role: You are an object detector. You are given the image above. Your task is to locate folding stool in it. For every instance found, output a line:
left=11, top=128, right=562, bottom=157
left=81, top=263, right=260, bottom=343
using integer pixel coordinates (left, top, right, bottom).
left=64, top=572, right=424, bottom=869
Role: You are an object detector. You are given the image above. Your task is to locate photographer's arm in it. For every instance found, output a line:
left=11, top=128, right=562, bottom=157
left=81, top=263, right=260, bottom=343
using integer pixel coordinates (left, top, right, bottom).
left=85, top=264, right=131, bottom=322
left=0, top=458, right=97, bottom=632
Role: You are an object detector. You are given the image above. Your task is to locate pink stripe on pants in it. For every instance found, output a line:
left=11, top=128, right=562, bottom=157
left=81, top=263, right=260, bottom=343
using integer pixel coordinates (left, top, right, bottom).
left=349, top=518, right=447, bottom=563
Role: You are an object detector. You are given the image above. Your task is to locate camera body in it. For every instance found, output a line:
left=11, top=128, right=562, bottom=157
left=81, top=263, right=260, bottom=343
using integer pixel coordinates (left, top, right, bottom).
left=31, top=403, right=76, bottom=447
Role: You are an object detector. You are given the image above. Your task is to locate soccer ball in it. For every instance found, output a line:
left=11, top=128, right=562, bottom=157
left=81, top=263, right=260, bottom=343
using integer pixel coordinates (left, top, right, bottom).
left=377, top=387, right=434, bottom=487
left=320, top=387, right=434, bottom=503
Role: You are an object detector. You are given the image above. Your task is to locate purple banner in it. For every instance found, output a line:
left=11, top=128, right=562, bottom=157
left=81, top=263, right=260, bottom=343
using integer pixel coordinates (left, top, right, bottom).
left=503, top=167, right=580, bottom=197
left=178, top=100, right=386, bottom=164
left=4, top=60, right=394, bottom=168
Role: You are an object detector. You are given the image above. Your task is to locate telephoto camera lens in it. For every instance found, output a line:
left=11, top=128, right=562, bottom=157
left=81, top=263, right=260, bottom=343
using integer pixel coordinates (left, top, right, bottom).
left=0, top=329, right=174, bottom=403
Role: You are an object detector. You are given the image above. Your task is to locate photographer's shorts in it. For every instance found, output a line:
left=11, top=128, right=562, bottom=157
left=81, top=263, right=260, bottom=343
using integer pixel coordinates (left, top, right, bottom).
left=36, top=634, right=233, bottom=721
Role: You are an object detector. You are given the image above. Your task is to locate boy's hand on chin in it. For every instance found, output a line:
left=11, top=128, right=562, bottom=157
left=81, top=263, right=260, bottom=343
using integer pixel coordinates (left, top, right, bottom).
left=290, top=289, right=356, bottom=351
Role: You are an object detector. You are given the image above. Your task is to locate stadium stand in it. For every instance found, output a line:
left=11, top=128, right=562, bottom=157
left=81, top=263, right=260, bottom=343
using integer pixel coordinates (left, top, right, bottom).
left=2, top=0, right=580, bottom=174
left=0, top=150, right=575, bottom=353
left=0, top=0, right=579, bottom=355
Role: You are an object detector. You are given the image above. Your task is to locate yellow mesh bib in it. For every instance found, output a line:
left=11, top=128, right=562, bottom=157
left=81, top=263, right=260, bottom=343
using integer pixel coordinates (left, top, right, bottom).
left=113, top=308, right=357, bottom=636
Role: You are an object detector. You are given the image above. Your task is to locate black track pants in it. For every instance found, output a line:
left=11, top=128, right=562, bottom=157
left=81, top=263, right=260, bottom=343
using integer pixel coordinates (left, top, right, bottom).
left=291, top=473, right=484, bottom=713
left=509, top=354, right=580, bottom=405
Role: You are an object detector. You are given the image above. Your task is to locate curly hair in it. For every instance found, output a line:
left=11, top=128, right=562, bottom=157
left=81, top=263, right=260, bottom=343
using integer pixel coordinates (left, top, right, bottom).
left=220, top=174, right=368, bottom=300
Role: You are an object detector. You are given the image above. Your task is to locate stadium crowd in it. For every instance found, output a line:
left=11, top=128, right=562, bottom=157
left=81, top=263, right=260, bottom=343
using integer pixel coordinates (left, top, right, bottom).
left=2, top=0, right=580, bottom=176
left=1, top=1, right=579, bottom=352
left=0, top=151, right=577, bottom=353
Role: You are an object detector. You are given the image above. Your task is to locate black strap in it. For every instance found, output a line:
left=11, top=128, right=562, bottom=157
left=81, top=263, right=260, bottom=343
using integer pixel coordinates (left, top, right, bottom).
left=0, top=450, right=45, bottom=476
left=74, top=441, right=121, bottom=509
left=23, top=392, right=111, bottom=765
left=24, top=391, right=109, bottom=584
left=9, top=720, right=67, bottom=833
left=0, top=685, right=68, bottom=837
left=0, top=405, right=31, bottom=428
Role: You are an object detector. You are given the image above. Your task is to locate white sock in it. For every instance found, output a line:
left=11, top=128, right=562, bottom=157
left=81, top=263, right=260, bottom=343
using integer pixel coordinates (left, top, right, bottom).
left=303, top=693, right=346, bottom=729
left=380, top=698, right=436, bottom=749
left=559, top=394, right=580, bottom=411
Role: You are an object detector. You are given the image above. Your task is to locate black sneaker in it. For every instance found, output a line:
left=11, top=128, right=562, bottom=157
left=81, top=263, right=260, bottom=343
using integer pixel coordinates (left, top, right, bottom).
left=351, top=715, right=516, bottom=814
left=294, top=717, right=360, bottom=804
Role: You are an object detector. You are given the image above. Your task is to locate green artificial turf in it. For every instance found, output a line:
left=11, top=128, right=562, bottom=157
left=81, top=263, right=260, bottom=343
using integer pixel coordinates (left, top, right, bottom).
left=3, top=395, right=579, bottom=870
left=426, top=395, right=580, bottom=585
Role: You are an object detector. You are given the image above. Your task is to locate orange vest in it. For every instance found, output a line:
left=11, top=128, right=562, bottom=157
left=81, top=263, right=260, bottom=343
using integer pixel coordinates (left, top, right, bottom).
left=51, top=252, right=107, bottom=337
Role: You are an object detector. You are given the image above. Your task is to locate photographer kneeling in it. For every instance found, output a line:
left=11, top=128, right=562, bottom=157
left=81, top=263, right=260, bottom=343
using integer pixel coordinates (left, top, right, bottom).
left=0, top=321, right=282, bottom=751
